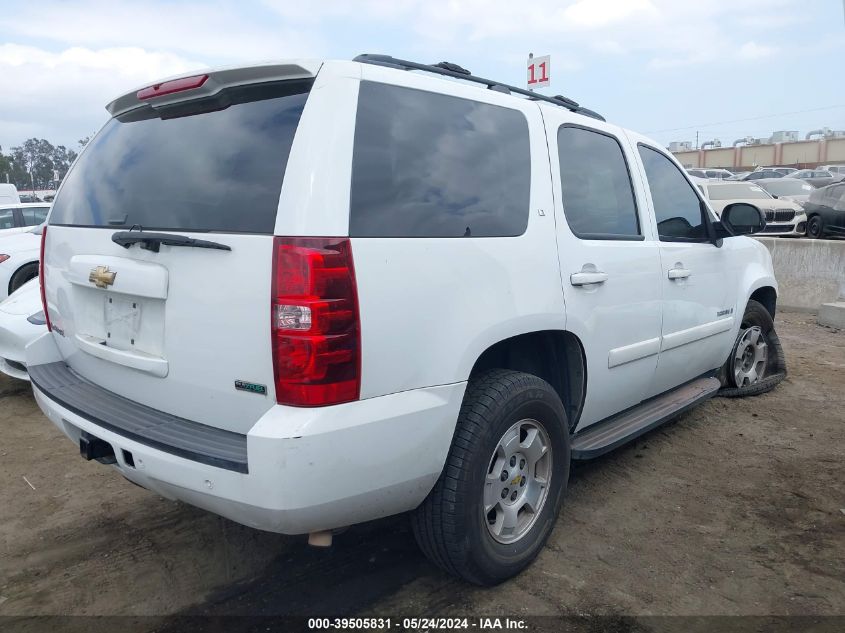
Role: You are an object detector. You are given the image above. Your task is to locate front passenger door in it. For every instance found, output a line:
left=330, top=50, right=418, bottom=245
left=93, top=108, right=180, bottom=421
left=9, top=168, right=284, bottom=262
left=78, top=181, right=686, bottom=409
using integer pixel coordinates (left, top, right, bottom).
left=636, top=145, right=737, bottom=396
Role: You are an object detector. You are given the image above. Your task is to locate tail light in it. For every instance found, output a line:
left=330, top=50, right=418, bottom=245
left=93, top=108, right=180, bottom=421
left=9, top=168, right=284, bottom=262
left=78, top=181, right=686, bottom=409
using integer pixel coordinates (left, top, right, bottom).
left=271, top=237, right=360, bottom=406
left=137, top=74, right=208, bottom=100
left=39, top=226, right=52, bottom=331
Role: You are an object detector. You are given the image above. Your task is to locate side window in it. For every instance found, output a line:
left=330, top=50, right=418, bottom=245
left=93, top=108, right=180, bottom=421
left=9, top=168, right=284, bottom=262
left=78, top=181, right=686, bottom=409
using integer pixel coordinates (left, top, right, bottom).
left=21, top=206, right=49, bottom=226
left=638, top=145, right=709, bottom=242
left=0, top=208, right=14, bottom=230
left=557, top=126, right=640, bottom=239
left=349, top=82, right=530, bottom=237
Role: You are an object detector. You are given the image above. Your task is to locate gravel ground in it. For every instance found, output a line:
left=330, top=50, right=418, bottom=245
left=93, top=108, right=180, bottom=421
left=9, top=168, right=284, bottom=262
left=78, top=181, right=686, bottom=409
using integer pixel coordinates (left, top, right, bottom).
left=0, top=312, right=843, bottom=625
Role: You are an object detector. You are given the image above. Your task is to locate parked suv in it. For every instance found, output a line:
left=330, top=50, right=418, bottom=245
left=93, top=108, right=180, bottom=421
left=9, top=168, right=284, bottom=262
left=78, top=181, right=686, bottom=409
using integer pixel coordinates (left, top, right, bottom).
left=803, top=182, right=845, bottom=238
left=29, top=56, right=786, bottom=585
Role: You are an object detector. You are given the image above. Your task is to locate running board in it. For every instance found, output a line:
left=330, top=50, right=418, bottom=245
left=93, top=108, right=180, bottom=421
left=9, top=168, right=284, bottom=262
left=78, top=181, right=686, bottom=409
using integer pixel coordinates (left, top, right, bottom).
left=571, top=377, right=721, bottom=459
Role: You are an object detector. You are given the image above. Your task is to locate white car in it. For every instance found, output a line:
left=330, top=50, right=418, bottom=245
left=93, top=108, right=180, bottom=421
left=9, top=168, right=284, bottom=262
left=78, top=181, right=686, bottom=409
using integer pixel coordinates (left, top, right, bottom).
left=0, top=202, right=51, bottom=237
left=29, top=55, right=785, bottom=585
left=698, top=181, right=807, bottom=236
left=0, top=184, right=21, bottom=205
left=0, top=227, right=41, bottom=299
left=755, top=177, right=815, bottom=205
left=686, top=168, right=734, bottom=180
left=0, top=278, right=46, bottom=380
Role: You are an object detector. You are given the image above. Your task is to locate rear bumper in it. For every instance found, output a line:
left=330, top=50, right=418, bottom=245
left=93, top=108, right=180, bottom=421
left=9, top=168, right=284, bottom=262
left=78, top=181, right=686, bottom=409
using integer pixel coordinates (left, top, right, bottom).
left=28, top=333, right=465, bottom=535
left=0, top=311, right=42, bottom=380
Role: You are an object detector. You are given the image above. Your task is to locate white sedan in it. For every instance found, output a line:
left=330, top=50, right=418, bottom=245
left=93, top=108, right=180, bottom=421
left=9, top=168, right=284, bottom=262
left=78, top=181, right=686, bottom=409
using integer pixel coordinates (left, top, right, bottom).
left=0, top=227, right=41, bottom=300
left=0, top=278, right=46, bottom=381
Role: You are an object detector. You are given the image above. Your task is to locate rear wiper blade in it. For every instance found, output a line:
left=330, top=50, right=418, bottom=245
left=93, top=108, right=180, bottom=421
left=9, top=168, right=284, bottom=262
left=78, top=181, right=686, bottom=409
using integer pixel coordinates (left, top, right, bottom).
left=111, top=231, right=231, bottom=253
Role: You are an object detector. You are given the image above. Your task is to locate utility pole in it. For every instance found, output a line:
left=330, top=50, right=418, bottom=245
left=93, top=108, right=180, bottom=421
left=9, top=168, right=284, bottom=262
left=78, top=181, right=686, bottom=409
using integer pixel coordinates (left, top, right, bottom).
left=695, top=131, right=699, bottom=150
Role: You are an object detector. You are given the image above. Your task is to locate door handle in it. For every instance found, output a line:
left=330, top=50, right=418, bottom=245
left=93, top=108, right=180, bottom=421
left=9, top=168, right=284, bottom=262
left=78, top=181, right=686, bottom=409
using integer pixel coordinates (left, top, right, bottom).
left=570, top=271, right=609, bottom=286
left=668, top=267, right=691, bottom=280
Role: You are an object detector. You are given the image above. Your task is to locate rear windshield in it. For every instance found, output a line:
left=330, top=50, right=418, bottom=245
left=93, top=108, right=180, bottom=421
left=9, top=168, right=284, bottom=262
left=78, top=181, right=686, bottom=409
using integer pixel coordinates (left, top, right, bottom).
left=49, top=80, right=312, bottom=233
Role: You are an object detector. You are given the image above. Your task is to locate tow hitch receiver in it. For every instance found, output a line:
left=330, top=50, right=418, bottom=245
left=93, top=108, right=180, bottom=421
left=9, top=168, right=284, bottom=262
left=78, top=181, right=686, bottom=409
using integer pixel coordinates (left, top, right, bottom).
left=80, top=432, right=117, bottom=465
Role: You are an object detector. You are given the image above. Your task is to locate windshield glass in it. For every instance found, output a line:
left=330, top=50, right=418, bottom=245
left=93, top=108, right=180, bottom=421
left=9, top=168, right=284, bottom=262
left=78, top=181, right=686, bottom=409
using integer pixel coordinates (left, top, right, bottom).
left=760, top=180, right=813, bottom=196
left=707, top=183, right=772, bottom=200
left=49, top=80, right=312, bottom=233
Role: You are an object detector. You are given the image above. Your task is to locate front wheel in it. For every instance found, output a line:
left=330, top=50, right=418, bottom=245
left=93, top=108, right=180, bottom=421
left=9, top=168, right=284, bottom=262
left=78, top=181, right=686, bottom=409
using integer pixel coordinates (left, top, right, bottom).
left=719, top=299, right=786, bottom=397
left=806, top=215, right=823, bottom=239
left=411, top=370, right=570, bottom=585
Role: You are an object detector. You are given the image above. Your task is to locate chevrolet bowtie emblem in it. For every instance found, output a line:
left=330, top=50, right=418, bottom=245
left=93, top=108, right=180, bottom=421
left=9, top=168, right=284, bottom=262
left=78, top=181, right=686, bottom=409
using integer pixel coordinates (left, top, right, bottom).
left=89, top=265, right=116, bottom=289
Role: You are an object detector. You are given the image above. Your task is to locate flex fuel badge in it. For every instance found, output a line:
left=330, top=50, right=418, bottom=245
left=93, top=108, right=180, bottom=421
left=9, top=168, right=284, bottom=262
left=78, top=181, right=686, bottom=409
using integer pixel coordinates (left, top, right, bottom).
left=235, top=380, right=267, bottom=396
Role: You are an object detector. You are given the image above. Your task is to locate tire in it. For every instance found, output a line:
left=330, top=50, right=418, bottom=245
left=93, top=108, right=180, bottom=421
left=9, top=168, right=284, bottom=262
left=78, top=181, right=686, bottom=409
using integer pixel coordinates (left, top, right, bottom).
left=411, top=369, right=570, bottom=585
left=806, top=215, right=823, bottom=239
left=8, top=262, right=38, bottom=295
left=718, top=299, right=786, bottom=398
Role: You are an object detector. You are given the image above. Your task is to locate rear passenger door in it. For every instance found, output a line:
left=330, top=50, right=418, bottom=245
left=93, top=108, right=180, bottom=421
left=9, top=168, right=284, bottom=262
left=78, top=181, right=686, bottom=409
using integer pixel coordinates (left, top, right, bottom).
left=543, top=114, right=663, bottom=430
left=633, top=142, right=737, bottom=395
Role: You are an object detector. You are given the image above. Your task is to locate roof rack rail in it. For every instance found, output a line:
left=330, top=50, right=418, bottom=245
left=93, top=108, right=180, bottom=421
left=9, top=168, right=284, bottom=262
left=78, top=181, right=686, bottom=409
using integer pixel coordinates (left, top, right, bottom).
left=353, top=53, right=605, bottom=122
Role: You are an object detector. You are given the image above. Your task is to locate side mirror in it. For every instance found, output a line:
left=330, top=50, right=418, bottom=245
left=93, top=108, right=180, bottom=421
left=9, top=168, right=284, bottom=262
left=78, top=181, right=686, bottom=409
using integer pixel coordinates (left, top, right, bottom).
left=719, top=202, right=766, bottom=237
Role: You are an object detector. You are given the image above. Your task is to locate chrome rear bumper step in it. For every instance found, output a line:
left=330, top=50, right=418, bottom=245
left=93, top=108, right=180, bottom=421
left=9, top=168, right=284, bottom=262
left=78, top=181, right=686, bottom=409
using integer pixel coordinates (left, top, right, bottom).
left=571, top=376, right=721, bottom=459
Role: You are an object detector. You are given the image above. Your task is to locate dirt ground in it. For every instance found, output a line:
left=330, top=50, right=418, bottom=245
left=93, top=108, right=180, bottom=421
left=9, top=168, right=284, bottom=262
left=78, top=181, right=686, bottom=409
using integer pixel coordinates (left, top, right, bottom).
left=0, top=311, right=843, bottom=625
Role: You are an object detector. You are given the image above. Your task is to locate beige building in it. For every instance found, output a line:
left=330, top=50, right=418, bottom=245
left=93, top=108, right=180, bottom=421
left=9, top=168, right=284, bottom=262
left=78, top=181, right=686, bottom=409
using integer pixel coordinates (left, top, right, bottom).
left=673, top=137, right=845, bottom=170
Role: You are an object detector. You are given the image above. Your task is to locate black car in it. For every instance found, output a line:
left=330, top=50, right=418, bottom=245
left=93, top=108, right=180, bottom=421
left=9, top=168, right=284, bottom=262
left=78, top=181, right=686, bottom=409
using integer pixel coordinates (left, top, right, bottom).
left=803, top=182, right=845, bottom=238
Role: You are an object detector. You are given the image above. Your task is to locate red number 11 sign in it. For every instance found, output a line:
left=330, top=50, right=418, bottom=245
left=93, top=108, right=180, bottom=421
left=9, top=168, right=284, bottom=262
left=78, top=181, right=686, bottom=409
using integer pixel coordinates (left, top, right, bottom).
left=527, top=54, right=550, bottom=90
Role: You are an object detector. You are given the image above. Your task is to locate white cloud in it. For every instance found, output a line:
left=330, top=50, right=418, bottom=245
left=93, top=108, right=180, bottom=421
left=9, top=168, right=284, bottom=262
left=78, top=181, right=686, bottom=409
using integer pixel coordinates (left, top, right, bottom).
left=0, top=44, right=204, bottom=148
left=738, top=41, right=777, bottom=60
left=0, top=1, right=324, bottom=62
left=592, top=40, right=626, bottom=55
left=0, top=0, right=814, bottom=146
left=562, top=0, right=658, bottom=28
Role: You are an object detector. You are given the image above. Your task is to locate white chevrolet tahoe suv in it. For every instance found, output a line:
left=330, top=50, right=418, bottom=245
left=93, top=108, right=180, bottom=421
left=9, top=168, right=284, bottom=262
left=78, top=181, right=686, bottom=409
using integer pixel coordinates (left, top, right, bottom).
left=28, top=55, right=786, bottom=585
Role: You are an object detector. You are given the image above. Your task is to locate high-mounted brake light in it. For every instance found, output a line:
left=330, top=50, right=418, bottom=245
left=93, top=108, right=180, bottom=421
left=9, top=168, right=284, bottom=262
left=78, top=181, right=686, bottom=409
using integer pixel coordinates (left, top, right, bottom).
left=39, top=226, right=52, bottom=332
left=137, top=74, right=209, bottom=100
left=271, top=237, right=361, bottom=407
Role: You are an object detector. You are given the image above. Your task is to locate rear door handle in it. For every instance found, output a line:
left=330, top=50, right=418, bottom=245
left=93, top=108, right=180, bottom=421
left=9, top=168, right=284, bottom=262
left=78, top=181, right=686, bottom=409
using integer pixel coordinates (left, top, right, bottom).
left=668, top=267, right=691, bottom=280
left=570, top=271, right=609, bottom=286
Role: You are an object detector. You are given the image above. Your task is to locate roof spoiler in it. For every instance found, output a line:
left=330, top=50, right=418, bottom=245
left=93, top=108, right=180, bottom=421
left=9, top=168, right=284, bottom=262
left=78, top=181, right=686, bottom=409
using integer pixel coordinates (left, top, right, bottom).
left=106, top=60, right=322, bottom=117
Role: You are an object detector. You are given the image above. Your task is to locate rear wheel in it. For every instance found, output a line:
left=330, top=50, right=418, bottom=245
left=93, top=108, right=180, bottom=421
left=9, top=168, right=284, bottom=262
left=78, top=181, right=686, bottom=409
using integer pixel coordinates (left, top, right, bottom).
left=806, top=215, right=824, bottom=239
left=9, top=262, right=38, bottom=295
left=411, top=369, right=569, bottom=585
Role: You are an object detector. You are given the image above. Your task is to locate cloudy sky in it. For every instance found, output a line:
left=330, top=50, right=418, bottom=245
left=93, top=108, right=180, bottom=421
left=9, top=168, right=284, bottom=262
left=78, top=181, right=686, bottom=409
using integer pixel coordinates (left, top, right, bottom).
left=0, top=0, right=843, bottom=151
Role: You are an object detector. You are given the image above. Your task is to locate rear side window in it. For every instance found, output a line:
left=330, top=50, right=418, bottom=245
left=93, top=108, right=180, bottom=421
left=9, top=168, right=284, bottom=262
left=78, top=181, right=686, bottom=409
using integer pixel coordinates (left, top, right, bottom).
left=350, top=82, right=530, bottom=238
left=22, top=206, right=49, bottom=226
left=0, top=208, right=14, bottom=230
left=557, top=125, right=641, bottom=239
left=49, top=80, right=312, bottom=233
left=638, top=145, right=709, bottom=242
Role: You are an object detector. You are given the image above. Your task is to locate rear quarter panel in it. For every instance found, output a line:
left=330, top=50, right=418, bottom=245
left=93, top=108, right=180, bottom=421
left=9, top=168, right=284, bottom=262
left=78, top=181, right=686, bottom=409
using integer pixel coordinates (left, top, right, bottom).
left=313, top=66, right=565, bottom=399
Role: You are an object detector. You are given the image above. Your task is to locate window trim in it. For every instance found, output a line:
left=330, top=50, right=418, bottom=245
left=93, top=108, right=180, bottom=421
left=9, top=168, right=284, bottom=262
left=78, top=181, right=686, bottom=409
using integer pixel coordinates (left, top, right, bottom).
left=557, top=123, right=644, bottom=242
left=637, top=142, right=715, bottom=244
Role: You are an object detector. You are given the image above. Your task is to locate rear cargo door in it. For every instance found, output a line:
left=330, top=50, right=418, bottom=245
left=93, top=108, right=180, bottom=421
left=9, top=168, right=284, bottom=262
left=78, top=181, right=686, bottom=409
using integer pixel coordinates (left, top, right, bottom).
left=43, top=75, right=314, bottom=433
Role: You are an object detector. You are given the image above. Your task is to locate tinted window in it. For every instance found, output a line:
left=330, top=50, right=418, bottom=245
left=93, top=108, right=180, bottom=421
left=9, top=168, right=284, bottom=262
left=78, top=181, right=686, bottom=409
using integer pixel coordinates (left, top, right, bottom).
left=22, top=206, right=49, bottom=226
left=638, top=145, right=708, bottom=241
left=350, top=82, right=530, bottom=238
left=0, top=208, right=14, bottom=230
left=49, top=80, right=312, bottom=233
left=557, top=126, right=640, bottom=239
